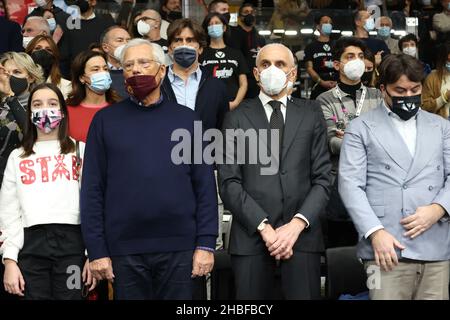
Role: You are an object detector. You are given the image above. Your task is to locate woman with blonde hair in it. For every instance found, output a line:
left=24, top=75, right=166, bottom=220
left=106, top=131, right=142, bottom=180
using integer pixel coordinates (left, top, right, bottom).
left=25, top=34, right=72, bottom=99
left=0, top=51, right=44, bottom=186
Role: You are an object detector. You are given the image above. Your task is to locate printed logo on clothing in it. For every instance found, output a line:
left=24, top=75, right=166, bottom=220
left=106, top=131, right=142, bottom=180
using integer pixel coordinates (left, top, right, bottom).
left=215, top=51, right=226, bottom=59
left=323, top=44, right=331, bottom=52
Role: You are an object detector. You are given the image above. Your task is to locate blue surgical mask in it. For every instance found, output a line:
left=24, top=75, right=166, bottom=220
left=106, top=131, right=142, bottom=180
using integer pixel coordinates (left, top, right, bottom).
left=377, top=26, right=391, bottom=38
left=208, top=24, right=224, bottom=39
left=47, top=18, right=56, bottom=31
left=448, top=2, right=450, bottom=10
left=173, top=45, right=197, bottom=69
left=321, top=23, right=332, bottom=35
left=446, top=62, right=450, bottom=72
left=88, top=71, right=112, bottom=93
left=364, top=18, right=375, bottom=32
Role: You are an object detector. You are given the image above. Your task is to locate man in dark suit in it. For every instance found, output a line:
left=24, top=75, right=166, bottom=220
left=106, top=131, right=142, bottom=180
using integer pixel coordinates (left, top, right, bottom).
left=218, top=43, right=332, bottom=300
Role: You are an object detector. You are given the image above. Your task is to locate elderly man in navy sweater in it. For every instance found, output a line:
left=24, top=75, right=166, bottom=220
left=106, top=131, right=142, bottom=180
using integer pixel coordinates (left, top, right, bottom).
left=80, top=39, right=218, bottom=300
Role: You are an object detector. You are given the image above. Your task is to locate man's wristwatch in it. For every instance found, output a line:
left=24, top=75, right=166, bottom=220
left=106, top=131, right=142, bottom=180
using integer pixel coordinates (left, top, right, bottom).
left=257, top=220, right=269, bottom=232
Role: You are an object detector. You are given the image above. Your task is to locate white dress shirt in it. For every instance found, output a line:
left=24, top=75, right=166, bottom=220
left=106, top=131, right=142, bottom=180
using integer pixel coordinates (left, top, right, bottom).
left=365, top=102, right=419, bottom=239
left=256, top=91, right=310, bottom=231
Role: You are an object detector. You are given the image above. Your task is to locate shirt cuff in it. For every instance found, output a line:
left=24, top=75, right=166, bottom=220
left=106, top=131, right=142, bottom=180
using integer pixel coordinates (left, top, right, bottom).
left=365, top=225, right=384, bottom=239
left=436, top=95, right=446, bottom=109
left=2, top=246, right=19, bottom=264
left=256, top=218, right=269, bottom=231
left=294, top=213, right=310, bottom=228
left=196, top=246, right=215, bottom=253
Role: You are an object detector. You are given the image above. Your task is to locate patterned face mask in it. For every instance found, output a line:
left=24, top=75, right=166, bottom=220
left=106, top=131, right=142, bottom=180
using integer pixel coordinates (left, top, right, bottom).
left=31, top=108, right=64, bottom=133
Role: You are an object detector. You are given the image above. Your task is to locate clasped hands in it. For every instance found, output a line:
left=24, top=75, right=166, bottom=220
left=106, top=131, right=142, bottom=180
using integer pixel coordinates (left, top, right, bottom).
left=259, top=218, right=306, bottom=261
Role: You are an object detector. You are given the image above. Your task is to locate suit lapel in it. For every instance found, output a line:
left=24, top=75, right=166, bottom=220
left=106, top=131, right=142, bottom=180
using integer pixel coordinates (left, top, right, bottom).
left=242, top=98, right=270, bottom=130
left=282, top=99, right=306, bottom=160
left=405, top=111, right=440, bottom=181
left=364, top=105, right=413, bottom=172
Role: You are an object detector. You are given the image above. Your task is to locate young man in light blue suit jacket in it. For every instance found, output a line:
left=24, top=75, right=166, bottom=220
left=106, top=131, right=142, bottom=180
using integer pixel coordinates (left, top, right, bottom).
left=339, top=54, right=450, bottom=300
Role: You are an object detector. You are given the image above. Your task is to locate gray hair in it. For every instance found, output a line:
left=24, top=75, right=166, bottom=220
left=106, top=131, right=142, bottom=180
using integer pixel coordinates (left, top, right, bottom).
left=120, top=38, right=166, bottom=66
left=376, top=16, right=393, bottom=28
left=24, top=16, right=51, bottom=35
left=255, top=43, right=295, bottom=68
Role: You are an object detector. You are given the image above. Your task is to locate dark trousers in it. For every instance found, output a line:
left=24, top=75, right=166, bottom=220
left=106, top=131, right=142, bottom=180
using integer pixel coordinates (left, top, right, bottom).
left=18, top=224, right=85, bottom=300
left=231, top=251, right=321, bottom=300
left=112, top=250, right=194, bottom=300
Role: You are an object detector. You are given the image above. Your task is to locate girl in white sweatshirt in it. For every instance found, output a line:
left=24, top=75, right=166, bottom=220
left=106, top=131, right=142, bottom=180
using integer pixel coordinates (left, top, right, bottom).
left=0, top=83, right=96, bottom=299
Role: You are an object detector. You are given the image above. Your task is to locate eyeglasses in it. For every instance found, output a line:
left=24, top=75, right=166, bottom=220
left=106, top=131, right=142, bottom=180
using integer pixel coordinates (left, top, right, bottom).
left=122, top=59, right=160, bottom=71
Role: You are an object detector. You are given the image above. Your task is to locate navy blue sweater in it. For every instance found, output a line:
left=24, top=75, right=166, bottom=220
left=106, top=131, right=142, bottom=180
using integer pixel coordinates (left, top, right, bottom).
left=80, top=97, right=218, bottom=260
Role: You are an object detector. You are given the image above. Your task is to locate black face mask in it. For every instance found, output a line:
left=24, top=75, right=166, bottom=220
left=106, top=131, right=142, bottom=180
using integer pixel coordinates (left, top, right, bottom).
left=167, top=10, right=182, bottom=21
left=242, top=14, right=255, bottom=27
left=31, top=49, right=55, bottom=78
left=222, top=12, right=231, bottom=24
left=76, top=0, right=89, bottom=14
left=387, top=90, right=421, bottom=121
left=361, top=71, right=373, bottom=86
left=9, top=76, right=29, bottom=96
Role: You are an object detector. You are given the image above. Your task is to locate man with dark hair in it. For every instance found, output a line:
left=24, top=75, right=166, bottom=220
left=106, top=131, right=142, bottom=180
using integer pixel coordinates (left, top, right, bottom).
left=160, top=0, right=182, bottom=23
left=228, top=3, right=265, bottom=99
left=208, top=0, right=231, bottom=26
left=398, top=33, right=432, bottom=75
left=339, top=54, right=450, bottom=300
left=161, top=18, right=229, bottom=131
left=304, top=14, right=337, bottom=99
left=317, top=37, right=382, bottom=248
left=354, top=10, right=390, bottom=66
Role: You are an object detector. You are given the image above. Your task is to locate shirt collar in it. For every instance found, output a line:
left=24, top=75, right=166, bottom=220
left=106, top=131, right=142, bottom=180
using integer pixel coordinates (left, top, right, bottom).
left=259, top=91, right=288, bottom=108
left=168, top=65, right=201, bottom=82
left=81, top=12, right=96, bottom=20
left=108, top=61, right=122, bottom=71
left=130, top=94, right=164, bottom=107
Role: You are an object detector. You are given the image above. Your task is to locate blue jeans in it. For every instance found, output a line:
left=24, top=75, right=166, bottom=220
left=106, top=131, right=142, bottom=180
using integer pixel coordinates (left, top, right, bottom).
left=112, top=250, right=194, bottom=300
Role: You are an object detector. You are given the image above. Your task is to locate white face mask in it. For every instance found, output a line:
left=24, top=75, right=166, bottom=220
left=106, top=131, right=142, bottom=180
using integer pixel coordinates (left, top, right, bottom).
left=137, top=20, right=151, bottom=36
left=403, top=46, right=417, bottom=57
left=259, top=65, right=291, bottom=96
left=23, top=36, right=34, bottom=49
left=286, top=81, right=294, bottom=92
left=114, top=44, right=126, bottom=62
left=342, top=58, right=365, bottom=81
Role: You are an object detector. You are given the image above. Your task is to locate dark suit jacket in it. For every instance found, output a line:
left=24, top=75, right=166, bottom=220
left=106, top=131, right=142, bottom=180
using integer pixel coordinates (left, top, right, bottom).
left=0, top=17, right=23, bottom=55
left=218, top=96, right=332, bottom=255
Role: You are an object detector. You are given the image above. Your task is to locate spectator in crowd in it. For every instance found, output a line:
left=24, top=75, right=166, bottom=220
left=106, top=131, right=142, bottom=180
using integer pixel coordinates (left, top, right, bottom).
left=0, top=52, right=45, bottom=186
left=42, top=9, right=64, bottom=44
left=398, top=33, right=432, bottom=75
left=304, top=14, right=338, bottom=100
left=81, top=39, right=218, bottom=300
left=422, top=42, right=450, bottom=119
left=218, top=43, right=332, bottom=299
left=100, top=26, right=131, bottom=98
left=362, top=49, right=376, bottom=88
left=0, top=83, right=96, bottom=299
left=88, top=43, right=104, bottom=53
left=228, top=3, right=266, bottom=99
left=200, top=13, right=248, bottom=110
left=22, top=16, right=51, bottom=49
left=208, top=0, right=230, bottom=24
left=25, top=35, right=72, bottom=99
left=376, top=16, right=400, bottom=55
left=0, top=0, right=23, bottom=55
left=67, top=50, right=120, bottom=143
left=317, top=37, right=382, bottom=248
left=27, top=0, right=70, bottom=32
left=162, top=18, right=229, bottom=131
left=339, top=54, right=450, bottom=300
left=159, top=0, right=182, bottom=38
left=433, top=0, right=450, bottom=42
left=133, top=9, right=169, bottom=57
left=354, top=10, right=390, bottom=66
left=59, top=0, right=115, bottom=78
